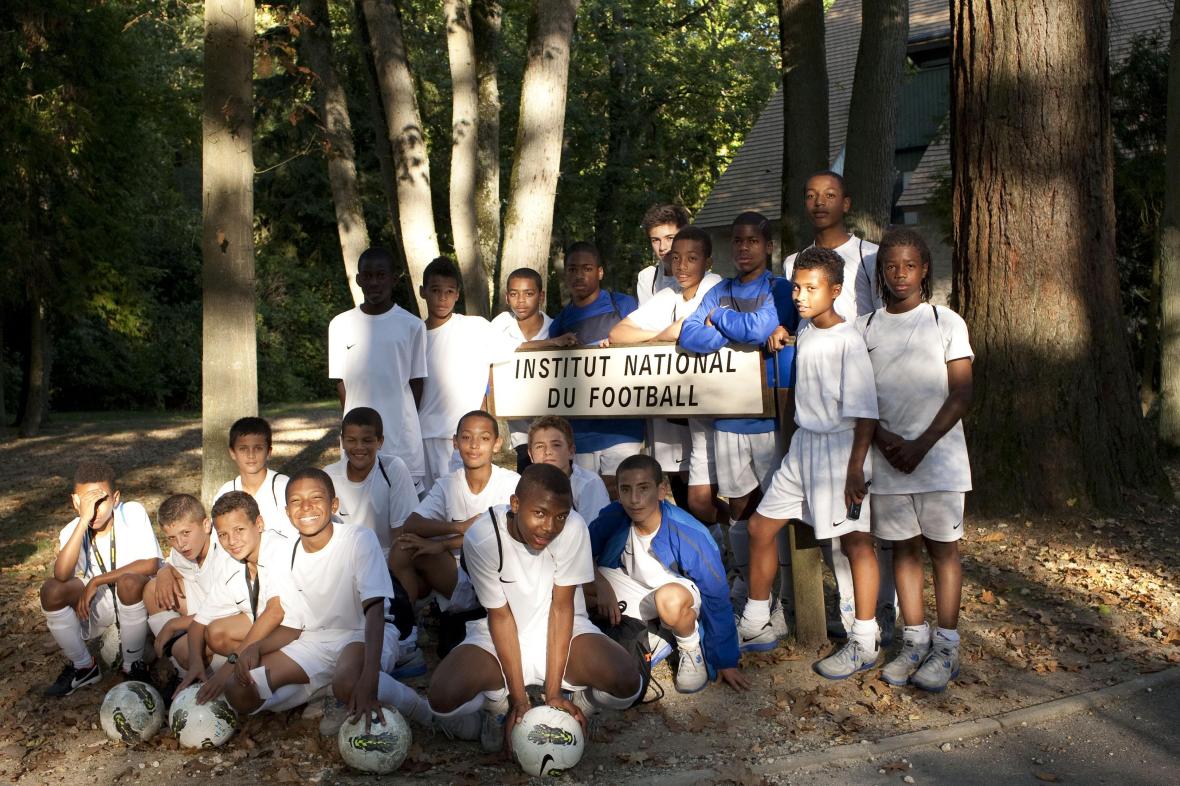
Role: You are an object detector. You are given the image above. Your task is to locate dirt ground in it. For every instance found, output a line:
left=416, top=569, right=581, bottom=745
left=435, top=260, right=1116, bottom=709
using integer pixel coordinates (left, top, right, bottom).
left=2, top=404, right=1179, bottom=785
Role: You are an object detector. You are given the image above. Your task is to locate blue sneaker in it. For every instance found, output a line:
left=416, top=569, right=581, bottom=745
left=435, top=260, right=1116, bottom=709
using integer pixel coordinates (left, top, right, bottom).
left=880, top=637, right=930, bottom=686
left=737, top=614, right=779, bottom=653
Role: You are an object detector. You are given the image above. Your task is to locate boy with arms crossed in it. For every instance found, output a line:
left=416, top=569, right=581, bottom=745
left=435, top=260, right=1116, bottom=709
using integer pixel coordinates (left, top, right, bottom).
left=635, top=203, right=692, bottom=304
left=527, top=415, right=611, bottom=522
left=41, top=461, right=162, bottom=696
left=213, top=417, right=295, bottom=538
left=590, top=455, right=748, bottom=694
left=427, top=464, right=643, bottom=752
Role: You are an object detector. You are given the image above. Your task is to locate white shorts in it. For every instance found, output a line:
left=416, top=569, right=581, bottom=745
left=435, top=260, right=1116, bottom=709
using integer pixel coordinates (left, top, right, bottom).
left=573, top=442, right=644, bottom=478
left=649, top=418, right=690, bottom=475
left=756, top=428, right=872, bottom=540
left=460, top=616, right=605, bottom=695
left=281, top=622, right=400, bottom=693
left=871, top=491, right=965, bottom=543
left=81, top=587, right=117, bottom=640
left=600, top=567, right=700, bottom=622
left=687, top=418, right=718, bottom=486
left=422, top=438, right=462, bottom=492
left=715, top=429, right=783, bottom=499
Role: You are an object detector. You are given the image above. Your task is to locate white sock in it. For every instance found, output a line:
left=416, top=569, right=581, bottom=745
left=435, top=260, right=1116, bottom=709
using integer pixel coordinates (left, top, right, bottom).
left=728, top=520, right=750, bottom=580
left=260, top=683, right=312, bottom=713
left=776, top=527, right=793, bottom=602
left=430, top=692, right=484, bottom=719
left=935, top=627, right=960, bottom=646
left=850, top=618, right=879, bottom=653
left=43, top=605, right=93, bottom=669
left=148, top=610, right=179, bottom=637
left=378, top=672, right=433, bottom=725
left=674, top=629, right=700, bottom=651
left=743, top=597, right=770, bottom=625
left=117, top=599, right=150, bottom=670
left=589, top=682, right=643, bottom=711
left=903, top=622, right=932, bottom=646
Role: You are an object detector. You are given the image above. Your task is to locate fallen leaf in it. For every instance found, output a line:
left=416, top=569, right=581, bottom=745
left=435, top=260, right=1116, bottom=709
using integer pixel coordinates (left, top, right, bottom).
left=1033, top=771, right=1060, bottom=782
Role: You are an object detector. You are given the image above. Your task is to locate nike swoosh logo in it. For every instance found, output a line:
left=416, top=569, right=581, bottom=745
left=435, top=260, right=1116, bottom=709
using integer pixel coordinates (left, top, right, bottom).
left=346, top=343, right=356, bottom=350
left=540, top=754, right=556, bottom=775
left=953, top=519, right=963, bottom=530
left=740, top=627, right=770, bottom=642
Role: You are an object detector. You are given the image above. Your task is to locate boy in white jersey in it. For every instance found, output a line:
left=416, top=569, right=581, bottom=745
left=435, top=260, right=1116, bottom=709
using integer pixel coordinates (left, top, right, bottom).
left=418, top=257, right=523, bottom=490
left=527, top=415, right=610, bottom=522
left=329, top=247, right=428, bottom=487
left=635, top=203, right=691, bottom=305
left=324, top=407, right=417, bottom=556
left=427, top=464, right=644, bottom=753
left=739, top=247, right=882, bottom=679
left=40, top=461, right=162, bottom=696
left=212, top=416, right=296, bottom=538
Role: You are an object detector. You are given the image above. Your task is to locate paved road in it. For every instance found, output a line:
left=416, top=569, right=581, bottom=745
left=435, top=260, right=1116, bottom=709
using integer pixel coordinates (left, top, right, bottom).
left=784, top=680, right=1180, bottom=786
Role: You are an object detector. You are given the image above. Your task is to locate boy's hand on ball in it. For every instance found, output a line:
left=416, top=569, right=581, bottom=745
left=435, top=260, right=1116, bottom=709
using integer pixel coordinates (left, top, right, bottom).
left=545, top=697, right=586, bottom=733
left=196, top=667, right=231, bottom=704
left=503, top=700, right=532, bottom=756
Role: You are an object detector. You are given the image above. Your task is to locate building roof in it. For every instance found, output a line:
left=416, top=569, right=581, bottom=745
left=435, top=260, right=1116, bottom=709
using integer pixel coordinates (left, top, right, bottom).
left=896, top=138, right=949, bottom=209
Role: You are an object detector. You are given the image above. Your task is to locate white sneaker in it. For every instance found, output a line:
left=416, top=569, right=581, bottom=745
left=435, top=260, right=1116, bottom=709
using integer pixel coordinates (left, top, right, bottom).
left=911, top=642, right=960, bottom=692
left=433, top=711, right=482, bottom=741
left=736, top=613, right=778, bottom=653
left=480, top=695, right=510, bottom=752
left=674, top=646, right=708, bottom=694
left=569, top=688, right=597, bottom=719
left=769, top=598, right=789, bottom=639
left=318, top=697, right=348, bottom=736
left=880, top=636, right=931, bottom=686
left=813, top=639, right=879, bottom=680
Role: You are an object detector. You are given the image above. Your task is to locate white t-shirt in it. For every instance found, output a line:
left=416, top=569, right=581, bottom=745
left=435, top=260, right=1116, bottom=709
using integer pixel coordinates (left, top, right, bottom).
left=58, top=501, right=162, bottom=581
left=419, top=314, right=521, bottom=440
left=281, top=524, right=393, bottom=640
left=213, top=470, right=296, bottom=539
left=463, top=506, right=594, bottom=639
left=167, top=539, right=228, bottom=614
left=620, top=526, right=678, bottom=591
left=627, top=273, right=723, bottom=332
left=413, top=464, right=521, bottom=523
left=324, top=454, right=418, bottom=554
left=490, top=311, right=552, bottom=449
left=793, top=321, right=878, bottom=434
left=784, top=234, right=881, bottom=322
left=636, top=265, right=678, bottom=305
left=328, top=305, right=428, bottom=477
left=570, top=463, right=610, bottom=522
left=192, top=529, right=293, bottom=625
left=857, top=304, right=974, bottom=494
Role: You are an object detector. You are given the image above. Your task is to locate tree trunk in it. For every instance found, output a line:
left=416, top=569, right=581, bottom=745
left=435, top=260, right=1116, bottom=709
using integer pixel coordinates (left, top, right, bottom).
left=1159, top=3, right=1180, bottom=447
left=843, top=0, right=908, bottom=242
left=301, top=0, right=369, bottom=307
left=1142, top=242, right=1161, bottom=414
left=17, top=296, right=48, bottom=438
left=778, top=0, right=830, bottom=255
left=950, top=0, right=1169, bottom=511
left=498, top=0, right=581, bottom=293
left=445, top=0, right=487, bottom=316
left=361, top=0, right=440, bottom=316
left=473, top=0, right=501, bottom=311
left=201, top=0, right=258, bottom=507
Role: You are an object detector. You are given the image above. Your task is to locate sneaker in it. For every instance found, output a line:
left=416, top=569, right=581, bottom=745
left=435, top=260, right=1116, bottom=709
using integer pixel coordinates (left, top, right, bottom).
left=877, top=604, right=898, bottom=647
left=568, top=688, right=597, bottom=719
left=911, top=642, right=960, bottom=693
left=647, top=631, right=673, bottom=667
left=480, top=695, right=510, bottom=752
left=769, top=598, right=789, bottom=639
left=813, top=639, right=879, bottom=680
left=433, top=711, right=482, bottom=741
left=736, top=613, right=779, bottom=653
left=673, top=646, right=708, bottom=694
left=880, top=637, right=931, bottom=686
left=319, top=697, right=348, bottom=736
left=392, top=645, right=427, bottom=679
left=43, top=661, right=101, bottom=698
left=123, top=659, right=153, bottom=687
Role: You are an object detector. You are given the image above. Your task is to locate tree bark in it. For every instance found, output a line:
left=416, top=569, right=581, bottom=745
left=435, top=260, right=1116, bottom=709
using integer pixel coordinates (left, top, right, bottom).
left=473, top=0, right=501, bottom=311
left=361, top=0, right=440, bottom=316
left=1159, top=3, right=1180, bottom=446
left=301, top=0, right=369, bottom=307
left=201, top=0, right=258, bottom=507
left=445, top=0, right=487, bottom=316
left=843, top=0, right=908, bottom=242
left=778, top=0, right=830, bottom=255
left=950, top=0, right=1169, bottom=511
left=17, top=296, right=49, bottom=438
left=498, top=0, right=581, bottom=293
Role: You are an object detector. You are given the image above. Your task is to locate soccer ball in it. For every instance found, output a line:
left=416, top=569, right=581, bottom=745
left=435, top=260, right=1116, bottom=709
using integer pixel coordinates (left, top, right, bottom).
left=97, top=624, right=122, bottom=670
left=337, top=707, right=411, bottom=774
left=511, top=705, right=585, bottom=777
left=169, top=684, right=239, bottom=748
left=100, top=681, right=165, bottom=743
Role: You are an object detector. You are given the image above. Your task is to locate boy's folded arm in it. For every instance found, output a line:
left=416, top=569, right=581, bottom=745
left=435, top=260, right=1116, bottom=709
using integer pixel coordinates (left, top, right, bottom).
left=90, top=557, right=161, bottom=587
left=402, top=513, right=458, bottom=537
left=710, top=297, right=779, bottom=345
left=678, top=292, right=727, bottom=354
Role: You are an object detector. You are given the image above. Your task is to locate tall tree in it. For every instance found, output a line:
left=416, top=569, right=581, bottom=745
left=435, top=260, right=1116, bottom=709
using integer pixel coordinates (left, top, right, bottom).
left=778, top=0, right=830, bottom=255
left=301, top=0, right=368, bottom=306
left=361, top=0, right=440, bottom=315
left=472, top=0, right=502, bottom=310
left=445, top=0, right=487, bottom=315
left=201, top=0, right=258, bottom=505
left=498, top=0, right=581, bottom=292
left=843, top=0, right=908, bottom=241
left=1160, top=3, right=1180, bottom=447
left=950, top=0, right=1168, bottom=510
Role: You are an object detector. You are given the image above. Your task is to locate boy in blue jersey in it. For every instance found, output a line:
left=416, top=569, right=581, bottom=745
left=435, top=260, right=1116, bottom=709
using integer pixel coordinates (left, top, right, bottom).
left=550, top=241, right=645, bottom=499
left=679, top=212, right=798, bottom=644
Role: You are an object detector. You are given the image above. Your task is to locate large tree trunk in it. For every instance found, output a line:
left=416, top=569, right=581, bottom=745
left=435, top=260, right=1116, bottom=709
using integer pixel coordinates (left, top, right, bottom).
left=950, top=0, right=1169, bottom=511
left=1159, top=3, right=1180, bottom=447
left=17, top=296, right=49, bottom=438
left=301, top=0, right=369, bottom=307
left=473, top=0, right=501, bottom=310
left=361, top=0, right=440, bottom=316
left=843, top=0, right=908, bottom=242
left=498, top=0, right=580, bottom=292
left=778, top=0, right=830, bottom=255
left=445, top=0, right=487, bottom=316
left=201, top=0, right=258, bottom=507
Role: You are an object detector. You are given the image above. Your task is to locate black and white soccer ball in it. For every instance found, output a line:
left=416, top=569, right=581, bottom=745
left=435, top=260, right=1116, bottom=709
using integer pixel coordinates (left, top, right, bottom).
left=168, top=684, right=239, bottom=748
left=511, top=705, right=585, bottom=777
left=337, top=706, right=411, bottom=774
left=99, top=681, right=165, bottom=743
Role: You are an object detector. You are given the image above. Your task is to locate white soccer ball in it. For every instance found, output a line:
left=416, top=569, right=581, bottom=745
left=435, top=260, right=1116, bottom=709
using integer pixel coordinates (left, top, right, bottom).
left=97, top=624, right=122, bottom=670
left=511, top=705, right=585, bottom=777
left=100, top=681, right=165, bottom=743
left=337, top=706, right=411, bottom=774
left=168, top=684, right=239, bottom=748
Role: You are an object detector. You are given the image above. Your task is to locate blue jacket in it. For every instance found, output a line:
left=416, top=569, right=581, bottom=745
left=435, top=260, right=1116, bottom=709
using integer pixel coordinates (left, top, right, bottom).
left=589, top=501, right=740, bottom=670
